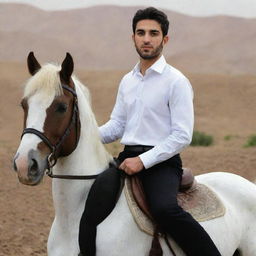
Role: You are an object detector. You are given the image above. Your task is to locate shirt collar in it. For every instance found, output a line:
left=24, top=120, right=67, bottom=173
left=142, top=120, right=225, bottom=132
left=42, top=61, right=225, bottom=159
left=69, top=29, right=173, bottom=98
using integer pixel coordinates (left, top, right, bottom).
left=132, top=55, right=167, bottom=75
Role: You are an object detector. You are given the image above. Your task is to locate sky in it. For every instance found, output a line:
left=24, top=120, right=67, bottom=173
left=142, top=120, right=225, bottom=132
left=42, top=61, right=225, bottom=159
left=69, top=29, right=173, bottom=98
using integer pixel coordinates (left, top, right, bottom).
left=1, top=0, right=256, bottom=18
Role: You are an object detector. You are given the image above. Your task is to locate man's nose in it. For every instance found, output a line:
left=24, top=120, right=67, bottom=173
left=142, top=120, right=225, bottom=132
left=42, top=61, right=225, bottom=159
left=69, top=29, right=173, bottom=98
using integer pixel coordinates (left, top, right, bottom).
left=143, top=33, right=151, bottom=43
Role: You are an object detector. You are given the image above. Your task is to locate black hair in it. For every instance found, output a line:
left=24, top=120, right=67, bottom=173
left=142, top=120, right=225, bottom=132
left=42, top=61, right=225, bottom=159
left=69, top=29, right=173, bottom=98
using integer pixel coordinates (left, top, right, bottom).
left=132, top=7, right=169, bottom=36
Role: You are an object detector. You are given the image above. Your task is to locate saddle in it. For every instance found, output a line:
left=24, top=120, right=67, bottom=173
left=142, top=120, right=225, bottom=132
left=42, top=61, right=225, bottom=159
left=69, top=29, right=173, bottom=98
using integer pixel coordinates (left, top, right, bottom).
left=131, top=168, right=196, bottom=221
left=127, top=168, right=225, bottom=256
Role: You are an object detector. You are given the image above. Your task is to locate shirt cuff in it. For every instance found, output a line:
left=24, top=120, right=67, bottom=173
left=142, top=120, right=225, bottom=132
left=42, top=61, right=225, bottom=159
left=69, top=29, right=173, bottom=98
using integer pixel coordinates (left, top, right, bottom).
left=139, top=149, right=158, bottom=169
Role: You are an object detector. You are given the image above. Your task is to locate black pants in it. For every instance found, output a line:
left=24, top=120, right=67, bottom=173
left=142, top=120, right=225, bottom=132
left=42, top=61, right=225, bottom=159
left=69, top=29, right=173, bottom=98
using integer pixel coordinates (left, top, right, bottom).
left=118, top=147, right=221, bottom=256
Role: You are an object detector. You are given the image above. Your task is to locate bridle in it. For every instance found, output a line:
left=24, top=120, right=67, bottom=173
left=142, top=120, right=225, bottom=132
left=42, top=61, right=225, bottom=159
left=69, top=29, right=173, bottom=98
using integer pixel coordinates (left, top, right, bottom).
left=21, top=84, right=99, bottom=180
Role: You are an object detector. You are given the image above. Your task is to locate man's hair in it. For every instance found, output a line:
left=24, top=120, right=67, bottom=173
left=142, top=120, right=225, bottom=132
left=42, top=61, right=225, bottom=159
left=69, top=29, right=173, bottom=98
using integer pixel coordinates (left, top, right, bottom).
left=132, top=7, right=169, bottom=36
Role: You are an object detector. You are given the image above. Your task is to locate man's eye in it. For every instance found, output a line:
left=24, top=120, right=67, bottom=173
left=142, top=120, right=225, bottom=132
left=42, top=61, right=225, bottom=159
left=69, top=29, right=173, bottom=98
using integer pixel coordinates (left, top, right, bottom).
left=56, top=103, right=68, bottom=113
left=136, top=31, right=144, bottom=36
left=151, top=32, right=159, bottom=36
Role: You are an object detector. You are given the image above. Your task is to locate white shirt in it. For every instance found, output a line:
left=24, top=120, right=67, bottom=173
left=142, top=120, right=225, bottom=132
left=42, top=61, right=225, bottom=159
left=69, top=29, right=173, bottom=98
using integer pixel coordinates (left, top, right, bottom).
left=99, top=55, right=194, bottom=169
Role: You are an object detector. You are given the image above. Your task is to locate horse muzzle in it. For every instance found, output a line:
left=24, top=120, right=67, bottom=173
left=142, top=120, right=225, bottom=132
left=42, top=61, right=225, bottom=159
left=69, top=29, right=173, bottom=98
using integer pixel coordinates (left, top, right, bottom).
left=13, top=149, right=48, bottom=186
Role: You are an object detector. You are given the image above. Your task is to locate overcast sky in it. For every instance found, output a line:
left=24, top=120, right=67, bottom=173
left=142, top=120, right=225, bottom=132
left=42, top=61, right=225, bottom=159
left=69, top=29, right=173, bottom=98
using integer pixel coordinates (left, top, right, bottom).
left=1, top=0, right=256, bottom=18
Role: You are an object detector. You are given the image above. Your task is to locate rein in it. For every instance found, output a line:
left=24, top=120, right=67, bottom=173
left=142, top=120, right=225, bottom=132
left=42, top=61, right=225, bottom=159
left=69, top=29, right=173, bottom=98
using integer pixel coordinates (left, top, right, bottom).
left=21, top=84, right=98, bottom=180
left=46, top=170, right=99, bottom=180
left=47, top=161, right=117, bottom=180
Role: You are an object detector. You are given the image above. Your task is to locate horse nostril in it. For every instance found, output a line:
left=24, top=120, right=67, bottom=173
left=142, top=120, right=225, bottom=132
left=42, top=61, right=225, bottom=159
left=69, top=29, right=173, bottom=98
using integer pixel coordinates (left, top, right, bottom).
left=29, top=158, right=39, bottom=176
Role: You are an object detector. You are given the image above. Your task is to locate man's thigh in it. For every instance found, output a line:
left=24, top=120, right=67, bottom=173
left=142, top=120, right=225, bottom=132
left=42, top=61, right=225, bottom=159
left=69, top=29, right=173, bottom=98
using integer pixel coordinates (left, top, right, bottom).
left=138, top=161, right=183, bottom=208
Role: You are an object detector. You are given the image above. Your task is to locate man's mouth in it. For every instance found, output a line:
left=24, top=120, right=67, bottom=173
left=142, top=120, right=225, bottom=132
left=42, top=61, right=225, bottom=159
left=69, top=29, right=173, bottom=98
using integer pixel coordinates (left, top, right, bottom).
left=142, top=46, right=153, bottom=50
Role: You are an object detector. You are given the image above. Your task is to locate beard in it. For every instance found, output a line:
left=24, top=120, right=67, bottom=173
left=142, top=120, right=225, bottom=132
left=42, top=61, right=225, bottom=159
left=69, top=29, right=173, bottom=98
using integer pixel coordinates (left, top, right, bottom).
left=135, top=41, right=164, bottom=60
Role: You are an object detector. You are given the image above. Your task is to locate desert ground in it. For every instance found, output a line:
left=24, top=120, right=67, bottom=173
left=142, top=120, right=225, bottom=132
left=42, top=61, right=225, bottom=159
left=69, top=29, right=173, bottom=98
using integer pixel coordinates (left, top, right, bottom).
left=0, top=61, right=256, bottom=255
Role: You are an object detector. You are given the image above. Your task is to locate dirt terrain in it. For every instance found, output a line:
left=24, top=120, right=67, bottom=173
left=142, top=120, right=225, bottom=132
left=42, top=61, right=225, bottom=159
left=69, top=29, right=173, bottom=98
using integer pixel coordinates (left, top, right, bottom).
left=0, top=62, right=256, bottom=255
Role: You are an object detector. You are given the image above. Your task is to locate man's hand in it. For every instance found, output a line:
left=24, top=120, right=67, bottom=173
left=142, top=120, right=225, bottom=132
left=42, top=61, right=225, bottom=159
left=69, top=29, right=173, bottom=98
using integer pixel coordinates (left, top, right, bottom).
left=119, top=157, right=144, bottom=175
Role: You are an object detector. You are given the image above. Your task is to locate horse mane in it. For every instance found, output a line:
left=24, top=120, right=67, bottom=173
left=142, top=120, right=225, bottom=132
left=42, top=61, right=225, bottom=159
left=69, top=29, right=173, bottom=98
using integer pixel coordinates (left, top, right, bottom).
left=73, top=77, right=99, bottom=136
left=72, top=76, right=113, bottom=165
left=24, top=63, right=63, bottom=98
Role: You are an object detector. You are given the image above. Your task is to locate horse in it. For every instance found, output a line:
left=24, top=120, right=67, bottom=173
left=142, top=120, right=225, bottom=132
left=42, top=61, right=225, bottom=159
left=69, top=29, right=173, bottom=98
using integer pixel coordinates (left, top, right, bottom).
left=13, top=52, right=256, bottom=256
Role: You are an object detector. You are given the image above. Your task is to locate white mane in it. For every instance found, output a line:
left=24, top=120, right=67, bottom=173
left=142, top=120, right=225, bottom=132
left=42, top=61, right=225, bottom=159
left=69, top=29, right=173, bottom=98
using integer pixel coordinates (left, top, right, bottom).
left=24, top=63, right=63, bottom=98
left=72, top=76, right=113, bottom=170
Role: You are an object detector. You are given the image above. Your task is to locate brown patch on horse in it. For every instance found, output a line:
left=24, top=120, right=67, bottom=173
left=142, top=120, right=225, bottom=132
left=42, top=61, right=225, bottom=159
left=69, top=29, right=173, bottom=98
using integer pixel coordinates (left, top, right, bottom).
left=20, top=98, right=28, bottom=129
left=40, top=53, right=80, bottom=158
left=42, top=88, right=79, bottom=158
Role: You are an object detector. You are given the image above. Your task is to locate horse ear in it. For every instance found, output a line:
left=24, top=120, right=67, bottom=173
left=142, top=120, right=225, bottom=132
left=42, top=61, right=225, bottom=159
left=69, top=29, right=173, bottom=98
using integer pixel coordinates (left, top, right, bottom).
left=60, top=53, right=74, bottom=84
left=27, top=52, right=41, bottom=75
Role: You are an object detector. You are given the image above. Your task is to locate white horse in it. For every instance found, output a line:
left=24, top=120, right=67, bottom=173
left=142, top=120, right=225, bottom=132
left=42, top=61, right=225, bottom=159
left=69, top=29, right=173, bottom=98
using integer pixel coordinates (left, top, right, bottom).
left=14, top=52, right=256, bottom=256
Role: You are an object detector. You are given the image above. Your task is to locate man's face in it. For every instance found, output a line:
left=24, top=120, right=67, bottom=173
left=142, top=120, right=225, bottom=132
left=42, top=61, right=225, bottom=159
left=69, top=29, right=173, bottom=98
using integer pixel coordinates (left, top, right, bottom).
left=133, top=19, right=169, bottom=60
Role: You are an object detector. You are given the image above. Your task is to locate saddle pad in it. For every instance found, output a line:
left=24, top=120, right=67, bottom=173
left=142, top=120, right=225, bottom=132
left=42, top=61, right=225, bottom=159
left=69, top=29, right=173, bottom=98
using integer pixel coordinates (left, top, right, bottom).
left=124, top=178, right=226, bottom=236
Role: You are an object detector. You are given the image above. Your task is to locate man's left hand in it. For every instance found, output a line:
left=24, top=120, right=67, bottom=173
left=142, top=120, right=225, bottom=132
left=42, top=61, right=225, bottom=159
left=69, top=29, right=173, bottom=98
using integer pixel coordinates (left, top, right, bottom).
left=119, top=157, right=144, bottom=175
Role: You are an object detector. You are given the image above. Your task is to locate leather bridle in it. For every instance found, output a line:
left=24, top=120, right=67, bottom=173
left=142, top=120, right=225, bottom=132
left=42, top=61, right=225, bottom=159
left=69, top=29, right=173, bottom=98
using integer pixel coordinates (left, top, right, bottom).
left=21, top=84, right=98, bottom=180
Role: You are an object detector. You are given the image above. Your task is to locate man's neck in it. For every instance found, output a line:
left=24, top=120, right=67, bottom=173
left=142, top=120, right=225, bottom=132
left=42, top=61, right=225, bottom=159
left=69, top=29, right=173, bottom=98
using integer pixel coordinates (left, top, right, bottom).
left=139, top=55, right=161, bottom=76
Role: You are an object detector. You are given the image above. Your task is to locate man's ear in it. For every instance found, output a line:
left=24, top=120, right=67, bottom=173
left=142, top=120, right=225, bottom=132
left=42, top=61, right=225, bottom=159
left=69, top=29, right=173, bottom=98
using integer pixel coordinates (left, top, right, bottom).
left=163, top=35, right=169, bottom=45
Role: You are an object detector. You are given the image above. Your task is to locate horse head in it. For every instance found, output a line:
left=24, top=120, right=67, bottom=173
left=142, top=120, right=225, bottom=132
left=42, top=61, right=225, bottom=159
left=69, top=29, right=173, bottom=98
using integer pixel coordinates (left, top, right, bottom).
left=13, top=52, right=80, bottom=185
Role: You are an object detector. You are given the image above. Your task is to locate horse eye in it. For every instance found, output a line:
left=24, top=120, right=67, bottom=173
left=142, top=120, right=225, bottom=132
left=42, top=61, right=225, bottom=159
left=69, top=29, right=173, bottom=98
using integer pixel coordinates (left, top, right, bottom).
left=55, top=103, right=68, bottom=113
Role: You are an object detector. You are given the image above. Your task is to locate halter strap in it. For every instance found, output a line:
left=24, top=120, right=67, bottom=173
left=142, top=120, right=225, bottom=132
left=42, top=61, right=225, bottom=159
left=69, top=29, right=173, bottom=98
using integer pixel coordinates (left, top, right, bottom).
left=55, top=101, right=78, bottom=151
left=21, top=128, right=55, bottom=151
left=62, top=84, right=77, bottom=97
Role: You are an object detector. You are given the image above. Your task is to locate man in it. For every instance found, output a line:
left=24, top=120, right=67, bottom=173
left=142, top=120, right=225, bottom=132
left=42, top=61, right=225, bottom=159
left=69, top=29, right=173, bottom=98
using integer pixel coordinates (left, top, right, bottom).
left=80, top=7, right=221, bottom=256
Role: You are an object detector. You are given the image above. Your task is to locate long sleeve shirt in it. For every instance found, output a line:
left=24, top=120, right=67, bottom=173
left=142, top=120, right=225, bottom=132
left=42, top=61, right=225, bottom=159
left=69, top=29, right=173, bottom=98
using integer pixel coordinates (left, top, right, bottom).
left=99, top=55, right=194, bottom=169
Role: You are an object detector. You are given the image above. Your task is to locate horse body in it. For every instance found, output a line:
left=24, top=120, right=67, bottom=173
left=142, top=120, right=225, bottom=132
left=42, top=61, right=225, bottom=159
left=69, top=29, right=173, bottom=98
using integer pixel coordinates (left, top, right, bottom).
left=94, top=171, right=256, bottom=256
left=14, top=53, right=256, bottom=256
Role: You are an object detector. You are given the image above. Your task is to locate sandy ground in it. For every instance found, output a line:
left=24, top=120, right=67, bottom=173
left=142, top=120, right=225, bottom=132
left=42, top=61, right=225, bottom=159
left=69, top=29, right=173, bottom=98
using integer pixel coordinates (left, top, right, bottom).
left=0, top=62, right=256, bottom=255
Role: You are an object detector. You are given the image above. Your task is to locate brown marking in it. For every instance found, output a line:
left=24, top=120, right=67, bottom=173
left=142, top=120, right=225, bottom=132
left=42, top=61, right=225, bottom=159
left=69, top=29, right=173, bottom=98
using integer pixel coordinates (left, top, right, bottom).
left=40, top=78, right=80, bottom=158
left=20, top=98, right=28, bottom=130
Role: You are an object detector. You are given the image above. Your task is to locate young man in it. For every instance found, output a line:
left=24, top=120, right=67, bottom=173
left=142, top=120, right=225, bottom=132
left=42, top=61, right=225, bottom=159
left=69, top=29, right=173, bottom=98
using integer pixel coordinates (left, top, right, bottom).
left=99, top=7, right=221, bottom=256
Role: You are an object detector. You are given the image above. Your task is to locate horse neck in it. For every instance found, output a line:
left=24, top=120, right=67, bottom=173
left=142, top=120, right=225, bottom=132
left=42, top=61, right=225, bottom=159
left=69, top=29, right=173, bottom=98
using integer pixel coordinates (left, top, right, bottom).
left=52, top=79, right=112, bottom=213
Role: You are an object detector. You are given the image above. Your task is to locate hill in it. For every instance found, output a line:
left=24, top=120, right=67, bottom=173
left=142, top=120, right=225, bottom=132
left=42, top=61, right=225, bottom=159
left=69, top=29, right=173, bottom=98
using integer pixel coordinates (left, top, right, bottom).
left=0, top=4, right=256, bottom=73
